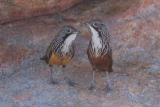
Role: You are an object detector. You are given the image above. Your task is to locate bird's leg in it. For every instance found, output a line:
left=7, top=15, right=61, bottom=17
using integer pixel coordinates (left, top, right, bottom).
left=89, top=69, right=96, bottom=90
left=104, top=71, right=112, bottom=92
left=50, top=66, right=58, bottom=84
left=50, top=65, right=63, bottom=84
left=62, top=65, right=77, bottom=87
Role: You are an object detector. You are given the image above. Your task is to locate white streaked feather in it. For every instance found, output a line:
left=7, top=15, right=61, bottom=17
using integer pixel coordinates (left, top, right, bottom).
left=61, top=33, right=77, bottom=54
left=88, top=25, right=102, bottom=56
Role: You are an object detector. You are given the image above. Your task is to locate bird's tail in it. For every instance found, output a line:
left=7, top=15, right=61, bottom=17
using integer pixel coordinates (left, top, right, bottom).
left=40, top=55, right=47, bottom=63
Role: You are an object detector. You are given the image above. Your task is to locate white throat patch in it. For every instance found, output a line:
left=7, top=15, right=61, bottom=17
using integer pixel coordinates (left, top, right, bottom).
left=88, top=25, right=102, bottom=56
left=62, top=33, right=77, bottom=54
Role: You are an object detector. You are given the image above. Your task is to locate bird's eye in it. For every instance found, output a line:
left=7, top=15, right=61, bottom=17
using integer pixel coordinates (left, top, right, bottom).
left=66, top=28, right=71, bottom=33
left=100, top=23, right=105, bottom=27
left=93, top=22, right=98, bottom=27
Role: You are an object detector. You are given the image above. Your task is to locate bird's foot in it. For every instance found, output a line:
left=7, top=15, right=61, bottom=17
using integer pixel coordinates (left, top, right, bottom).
left=66, top=79, right=77, bottom=87
left=103, top=85, right=112, bottom=93
left=50, top=79, right=59, bottom=85
left=88, top=82, right=96, bottom=90
left=65, top=77, right=77, bottom=87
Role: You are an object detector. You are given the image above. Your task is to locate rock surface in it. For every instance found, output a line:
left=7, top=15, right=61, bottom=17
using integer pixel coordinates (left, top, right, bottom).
left=0, top=0, right=82, bottom=24
left=0, top=0, right=160, bottom=107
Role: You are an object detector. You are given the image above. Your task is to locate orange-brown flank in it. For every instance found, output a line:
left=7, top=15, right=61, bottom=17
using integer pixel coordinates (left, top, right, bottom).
left=49, top=53, right=71, bottom=65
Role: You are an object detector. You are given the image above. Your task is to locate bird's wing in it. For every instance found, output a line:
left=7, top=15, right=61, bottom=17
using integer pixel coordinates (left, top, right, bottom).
left=41, top=37, right=62, bottom=63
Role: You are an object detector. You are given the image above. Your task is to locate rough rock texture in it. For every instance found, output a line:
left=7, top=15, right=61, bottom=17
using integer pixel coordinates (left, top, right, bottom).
left=0, top=0, right=160, bottom=107
left=0, top=0, right=82, bottom=24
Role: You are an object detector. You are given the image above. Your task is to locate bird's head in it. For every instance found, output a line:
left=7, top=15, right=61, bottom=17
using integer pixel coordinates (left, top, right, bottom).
left=59, top=25, right=79, bottom=40
left=58, top=26, right=79, bottom=53
left=86, top=19, right=107, bottom=37
left=56, top=25, right=79, bottom=45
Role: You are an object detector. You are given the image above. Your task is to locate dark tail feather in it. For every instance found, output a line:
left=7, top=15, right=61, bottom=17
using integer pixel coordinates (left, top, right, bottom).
left=40, top=56, right=46, bottom=60
left=40, top=55, right=47, bottom=63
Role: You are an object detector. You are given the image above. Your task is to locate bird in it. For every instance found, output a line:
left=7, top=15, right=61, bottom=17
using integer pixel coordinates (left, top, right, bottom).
left=86, top=19, right=113, bottom=91
left=41, top=25, right=79, bottom=86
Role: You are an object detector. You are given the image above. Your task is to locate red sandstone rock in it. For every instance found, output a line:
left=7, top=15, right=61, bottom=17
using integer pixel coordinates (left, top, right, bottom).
left=0, top=0, right=82, bottom=24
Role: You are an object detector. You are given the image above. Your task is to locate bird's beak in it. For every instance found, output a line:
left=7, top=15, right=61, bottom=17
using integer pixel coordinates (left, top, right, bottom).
left=86, top=23, right=93, bottom=30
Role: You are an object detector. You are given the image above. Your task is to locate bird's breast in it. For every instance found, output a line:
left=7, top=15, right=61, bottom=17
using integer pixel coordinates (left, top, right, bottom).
left=48, top=52, right=72, bottom=65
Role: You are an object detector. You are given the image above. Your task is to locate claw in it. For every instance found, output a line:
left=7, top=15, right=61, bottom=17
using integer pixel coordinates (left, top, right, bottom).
left=65, top=77, right=77, bottom=87
left=50, top=79, right=59, bottom=85
left=103, top=85, right=112, bottom=93
left=67, top=80, right=77, bottom=87
left=88, top=82, right=96, bottom=90
left=89, top=85, right=95, bottom=90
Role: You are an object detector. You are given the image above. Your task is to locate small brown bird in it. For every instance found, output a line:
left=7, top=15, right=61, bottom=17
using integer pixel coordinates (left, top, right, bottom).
left=86, top=20, right=113, bottom=91
left=41, top=25, right=79, bottom=86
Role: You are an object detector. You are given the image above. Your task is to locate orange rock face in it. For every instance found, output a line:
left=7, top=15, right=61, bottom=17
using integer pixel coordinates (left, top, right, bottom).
left=0, top=0, right=82, bottom=24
